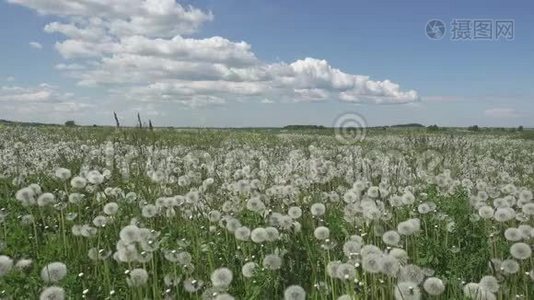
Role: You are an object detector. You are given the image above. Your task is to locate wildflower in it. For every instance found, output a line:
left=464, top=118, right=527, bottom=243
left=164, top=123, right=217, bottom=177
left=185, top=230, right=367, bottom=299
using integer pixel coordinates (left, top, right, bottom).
left=399, top=264, right=425, bottom=284
left=37, top=192, right=56, bottom=207
left=15, top=187, right=35, bottom=206
left=39, top=286, right=65, bottom=300
left=522, top=203, right=534, bottom=215
left=251, top=228, right=268, bottom=243
left=362, top=254, right=382, bottom=274
left=381, top=254, right=401, bottom=277
left=183, top=277, right=204, bottom=292
left=0, top=255, right=14, bottom=277
left=241, top=262, right=257, bottom=278
left=504, top=228, right=522, bottom=241
left=262, top=254, right=282, bottom=270
left=423, top=277, right=445, bottom=295
left=234, top=226, right=251, bottom=241
left=501, top=259, right=520, bottom=274
left=55, top=168, right=71, bottom=181
left=142, top=204, right=158, bottom=218
left=478, top=206, right=494, bottom=219
left=394, top=281, right=421, bottom=300
left=103, top=202, right=119, bottom=215
left=510, top=242, right=532, bottom=260
left=288, top=206, right=302, bottom=219
left=211, top=267, right=233, bottom=288
left=382, top=230, right=401, bottom=246
left=120, top=225, right=141, bottom=244
left=41, top=262, right=67, bottom=283
left=284, top=285, right=306, bottom=300
left=127, top=268, right=148, bottom=287
left=70, top=176, right=87, bottom=189
left=313, top=226, right=330, bottom=240
left=479, top=275, right=499, bottom=293
left=310, top=203, right=326, bottom=216
left=15, top=258, right=32, bottom=270
left=342, top=240, right=362, bottom=258
left=265, top=227, right=280, bottom=241
left=494, top=207, right=515, bottom=222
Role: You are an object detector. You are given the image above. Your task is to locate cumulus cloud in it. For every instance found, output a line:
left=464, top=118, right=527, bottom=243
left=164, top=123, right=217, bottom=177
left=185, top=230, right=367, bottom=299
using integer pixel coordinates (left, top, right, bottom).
left=484, top=108, right=522, bottom=118
left=29, top=41, right=43, bottom=49
left=8, top=0, right=419, bottom=107
left=0, top=83, right=93, bottom=119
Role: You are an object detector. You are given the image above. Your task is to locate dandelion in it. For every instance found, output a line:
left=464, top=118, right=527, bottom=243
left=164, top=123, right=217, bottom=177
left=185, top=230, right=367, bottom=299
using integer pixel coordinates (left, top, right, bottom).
left=86, top=170, right=104, bottom=185
left=478, top=206, right=494, bottom=219
left=522, top=203, right=534, bottom=215
left=70, top=176, right=87, bottom=189
left=288, top=206, right=302, bottom=219
left=336, top=263, right=356, bottom=280
left=183, top=277, right=204, bottom=293
left=265, top=227, right=280, bottom=241
left=15, top=186, right=35, bottom=206
left=313, top=226, right=330, bottom=240
left=211, top=267, right=233, bottom=288
left=394, top=281, right=421, bottom=300
left=262, top=254, right=282, bottom=270
left=399, top=264, right=425, bottom=284
left=234, top=226, right=251, bottom=241
left=120, top=225, right=141, bottom=244
left=15, top=258, right=32, bottom=270
left=127, top=268, right=148, bottom=287
left=0, top=255, right=14, bottom=277
left=284, top=285, right=306, bottom=300
left=381, top=254, right=401, bottom=277
left=39, top=286, right=65, bottom=300
left=510, top=242, right=532, bottom=260
left=142, top=204, right=158, bottom=218
left=362, top=254, right=383, bottom=274
left=55, top=167, right=71, bottom=181
left=103, top=202, right=119, bottom=215
left=479, top=275, right=499, bottom=293
left=501, top=259, right=520, bottom=274
left=342, top=240, right=362, bottom=258
left=382, top=230, right=401, bottom=246
left=494, top=207, right=515, bottom=222
left=310, top=203, right=326, bottom=216
left=250, top=227, right=268, bottom=243
left=41, top=262, right=67, bottom=283
left=504, top=228, right=522, bottom=241
left=241, top=262, right=257, bottom=278
left=423, top=277, right=445, bottom=295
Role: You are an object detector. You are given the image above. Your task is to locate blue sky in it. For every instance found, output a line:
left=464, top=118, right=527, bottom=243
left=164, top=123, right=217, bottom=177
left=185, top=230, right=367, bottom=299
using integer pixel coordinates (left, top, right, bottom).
left=0, top=0, right=533, bottom=127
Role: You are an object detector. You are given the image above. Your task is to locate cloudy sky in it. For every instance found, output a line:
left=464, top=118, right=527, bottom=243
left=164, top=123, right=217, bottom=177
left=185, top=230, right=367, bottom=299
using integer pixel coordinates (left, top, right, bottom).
left=0, top=0, right=532, bottom=127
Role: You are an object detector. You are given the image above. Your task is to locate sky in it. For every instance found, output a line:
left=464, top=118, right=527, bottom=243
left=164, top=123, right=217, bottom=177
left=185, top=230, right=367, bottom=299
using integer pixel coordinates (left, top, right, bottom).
left=0, top=0, right=533, bottom=127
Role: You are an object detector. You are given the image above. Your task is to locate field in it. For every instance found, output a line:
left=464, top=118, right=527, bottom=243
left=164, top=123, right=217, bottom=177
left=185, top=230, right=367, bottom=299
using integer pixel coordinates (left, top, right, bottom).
left=0, top=125, right=533, bottom=300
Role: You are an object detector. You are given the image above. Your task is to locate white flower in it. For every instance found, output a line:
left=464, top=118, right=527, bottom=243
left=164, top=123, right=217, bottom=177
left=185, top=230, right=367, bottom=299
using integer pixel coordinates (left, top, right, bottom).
left=310, top=203, right=326, bottom=216
left=241, top=262, right=257, bottom=278
left=342, top=240, right=362, bottom=258
left=55, top=168, right=71, bottom=181
left=120, top=225, right=141, bottom=244
left=504, top=228, right=522, bottom=241
left=15, top=258, right=32, bottom=270
left=39, top=286, right=65, bottom=300
left=103, top=202, right=119, bottom=215
left=234, top=226, right=251, bottom=241
left=510, top=242, right=532, bottom=260
left=288, top=206, right=302, bottom=219
left=313, top=226, right=330, bottom=240
left=41, top=262, right=67, bottom=283
left=251, top=228, right=268, bottom=243
left=262, top=254, right=282, bottom=270
left=394, top=281, right=421, bottom=300
left=284, top=285, right=306, bottom=300
left=382, top=230, right=401, bottom=246
left=0, top=255, right=14, bottom=277
left=211, top=267, right=233, bottom=288
left=479, top=275, right=499, bottom=293
left=423, top=277, right=445, bottom=295
left=70, top=176, right=87, bottom=189
left=362, top=254, right=382, bottom=274
left=127, top=268, right=148, bottom=287
left=501, top=259, right=520, bottom=274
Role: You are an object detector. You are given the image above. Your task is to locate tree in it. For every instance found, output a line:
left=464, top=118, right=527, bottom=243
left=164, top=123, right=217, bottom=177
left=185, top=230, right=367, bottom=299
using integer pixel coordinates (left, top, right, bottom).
left=468, top=125, right=479, bottom=131
left=427, top=124, right=439, bottom=132
left=65, top=120, right=76, bottom=127
left=518, top=125, right=524, bottom=131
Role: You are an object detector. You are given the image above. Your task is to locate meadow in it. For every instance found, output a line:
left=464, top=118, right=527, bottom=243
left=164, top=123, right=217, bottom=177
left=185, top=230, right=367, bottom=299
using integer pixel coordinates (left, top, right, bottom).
left=0, top=125, right=532, bottom=299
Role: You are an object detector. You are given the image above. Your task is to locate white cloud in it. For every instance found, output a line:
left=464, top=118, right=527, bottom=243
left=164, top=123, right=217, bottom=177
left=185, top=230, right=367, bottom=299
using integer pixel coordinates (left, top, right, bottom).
left=9, top=0, right=420, bottom=108
left=484, top=107, right=522, bottom=118
left=29, top=41, right=43, bottom=49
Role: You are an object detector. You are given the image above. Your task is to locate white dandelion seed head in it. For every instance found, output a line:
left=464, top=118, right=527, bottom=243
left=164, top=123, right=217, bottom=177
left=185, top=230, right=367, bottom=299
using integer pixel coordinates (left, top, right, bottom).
left=251, top=227, right=268, bottom=243
left=241, top=262, right=257, bottom=278
left=479, top=275, right=499, bottom=293
left=211, top=267, right=233, bottom=288
left=313, top=226, right=330, bottom=240
left=284, top=285, right=306, bottom=300
left=0, top=255, right=14, bottom=277
left=382, top=230, right=401, bottom=246
left=55, top=167, right=71, bottom=181
left=127, top=268, right=149, bottom=287
left=262, top=254, right=282, bottom=270
left=39, top=286, right=65, bottom=300
left=501, top=259, right=520, bottom=274
left=394, top=281, right=421, bottom=300
left=70, top=176, right=87, bottom=189
left=40, top=262, right=67, bottom=283
left=103, top=202, right=119, bottom=215
left=310, top=203, right=326, bottom=216
left=510, top=242, right=532, bottom=260
left=423, top=277, right=445, bottom=296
